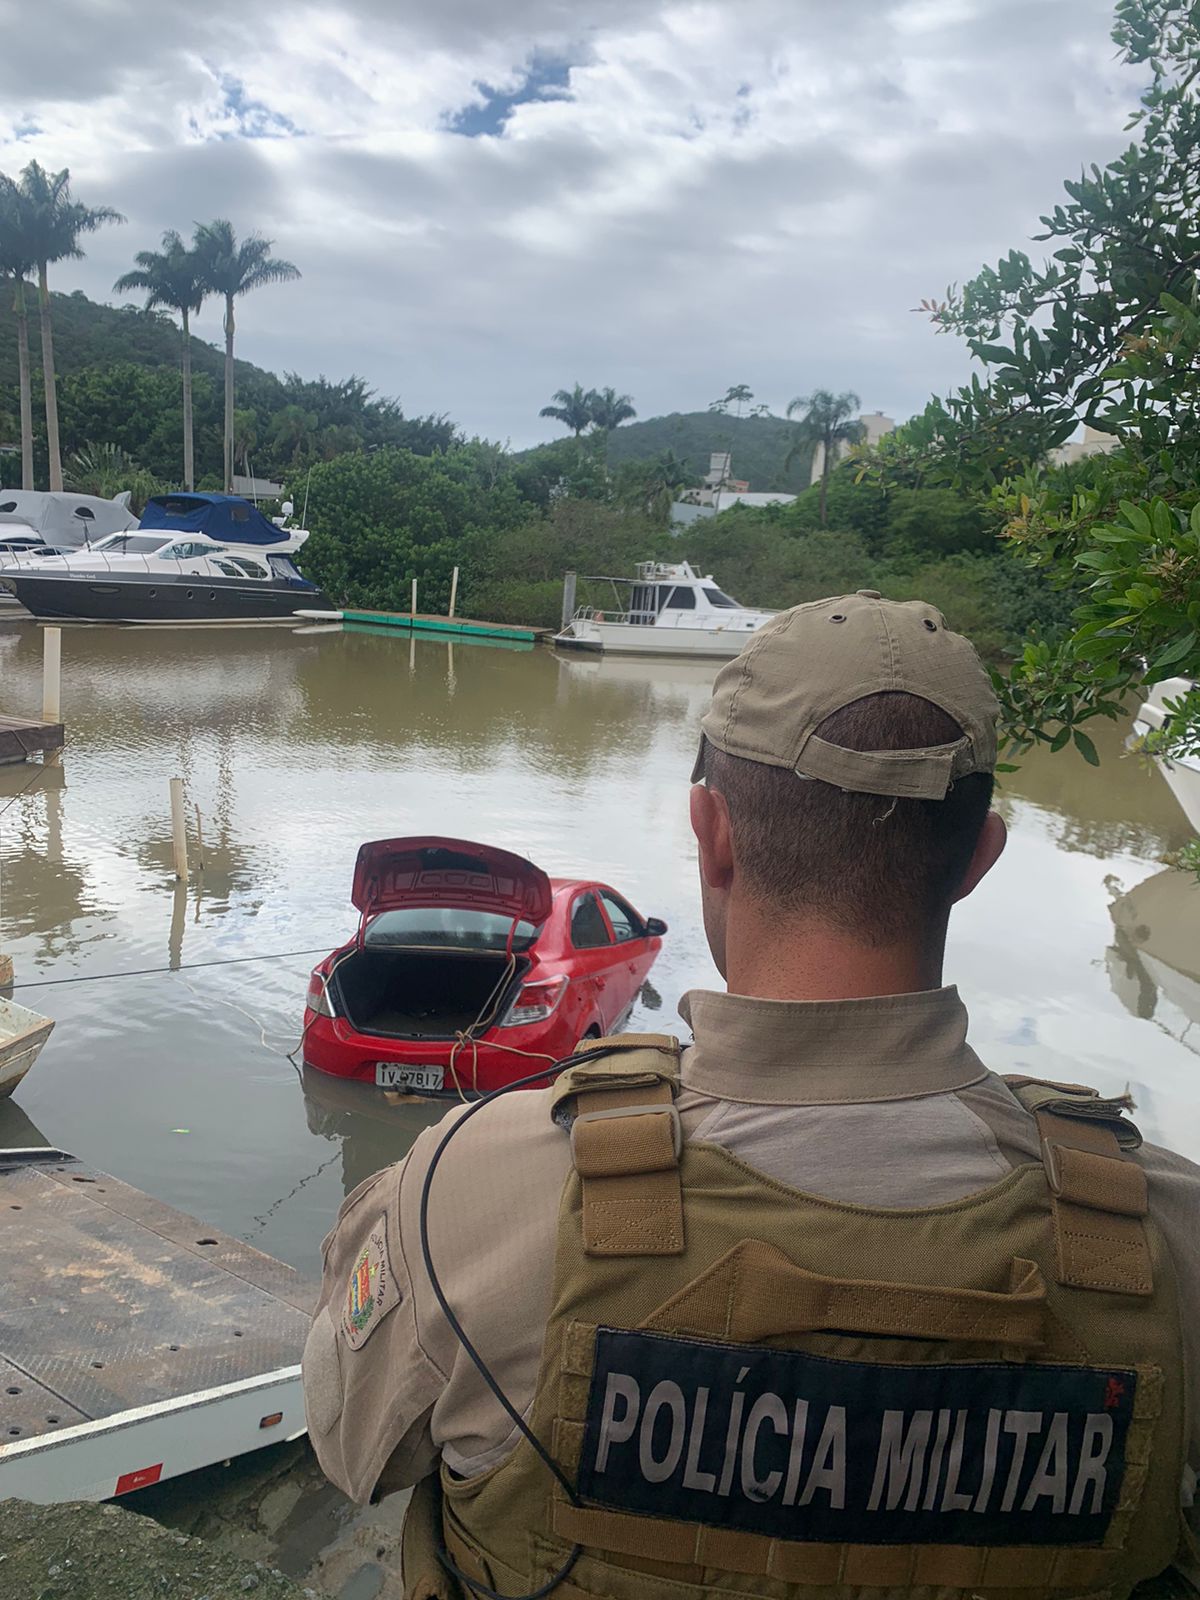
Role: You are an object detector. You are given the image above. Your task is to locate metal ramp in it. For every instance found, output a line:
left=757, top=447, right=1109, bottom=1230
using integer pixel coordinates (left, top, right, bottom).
left=0, top=1148, right=315, bottom=1503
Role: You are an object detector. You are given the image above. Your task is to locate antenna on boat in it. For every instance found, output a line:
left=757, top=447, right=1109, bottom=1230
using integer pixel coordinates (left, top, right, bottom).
left=300, top=467, right=312, bottom=530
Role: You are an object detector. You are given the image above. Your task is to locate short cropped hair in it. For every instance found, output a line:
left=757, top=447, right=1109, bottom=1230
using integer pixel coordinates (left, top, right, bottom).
left=698, top=692, right=994, bottom=944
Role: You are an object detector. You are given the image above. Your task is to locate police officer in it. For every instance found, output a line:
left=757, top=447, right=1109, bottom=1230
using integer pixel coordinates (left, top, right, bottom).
left=304, top=593, right=1200, bottom=1600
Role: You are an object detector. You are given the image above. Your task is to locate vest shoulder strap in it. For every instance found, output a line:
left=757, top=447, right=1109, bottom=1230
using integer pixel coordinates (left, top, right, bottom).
left=551, top=1034, right=684, bottom=1260
left=1003, top=1074, right=1151, bottom=1297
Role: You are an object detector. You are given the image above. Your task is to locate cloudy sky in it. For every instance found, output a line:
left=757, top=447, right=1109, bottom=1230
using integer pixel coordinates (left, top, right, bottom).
left=0, top=0, right=1139, bottom=446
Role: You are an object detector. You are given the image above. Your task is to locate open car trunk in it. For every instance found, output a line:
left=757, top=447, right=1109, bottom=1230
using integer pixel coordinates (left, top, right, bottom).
left=330, top=948, right=530, bottom=1041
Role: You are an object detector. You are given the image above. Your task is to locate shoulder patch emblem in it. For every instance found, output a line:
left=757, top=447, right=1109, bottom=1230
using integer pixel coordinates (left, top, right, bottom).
left=341, top=1211, right=400, bottom=1351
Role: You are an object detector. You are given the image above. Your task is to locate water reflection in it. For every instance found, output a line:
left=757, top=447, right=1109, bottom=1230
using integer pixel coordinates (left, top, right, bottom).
left=1107, top=868, right=1200, bottom=1052
left=0, top=623, right=1196, bottom=1265
left=995, top=720, right=1195, bottom=861
left=0, top=1093, right=50, bottom=1151
left=301, top=1065, right=447, bottom=1196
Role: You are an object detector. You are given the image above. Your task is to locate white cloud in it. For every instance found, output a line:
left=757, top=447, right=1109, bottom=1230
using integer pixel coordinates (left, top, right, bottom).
left=0, top=0, right=1137, bottom=447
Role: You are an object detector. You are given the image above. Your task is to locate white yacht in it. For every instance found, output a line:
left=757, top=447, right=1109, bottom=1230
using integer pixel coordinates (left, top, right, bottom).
left=555, top=561, right=774, bottom=659
left=1132, top=675, right=1200, bottom=831
left=0, top=493, right=330, bottom=624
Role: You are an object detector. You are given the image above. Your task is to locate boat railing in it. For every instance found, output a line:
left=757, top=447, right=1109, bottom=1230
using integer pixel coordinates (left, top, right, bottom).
left=572, top=603, right=633, bottom=626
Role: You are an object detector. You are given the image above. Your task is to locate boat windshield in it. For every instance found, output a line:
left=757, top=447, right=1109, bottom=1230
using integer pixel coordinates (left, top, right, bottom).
left=364, top=908, right=539, bottom=951
left=268, top=555, right=313, bottom=586
left=703, top=586, right=739, bottom=608
left=90, top=533, right=173, bottom=555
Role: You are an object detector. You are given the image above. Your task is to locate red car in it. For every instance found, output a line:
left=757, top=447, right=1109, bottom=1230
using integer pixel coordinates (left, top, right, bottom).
left=303, top=837, right=666, bottom=1096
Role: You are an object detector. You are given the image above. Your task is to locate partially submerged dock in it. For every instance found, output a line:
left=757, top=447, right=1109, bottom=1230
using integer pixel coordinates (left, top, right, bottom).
left=0, top=713, right=64, bottom=765
left=341, top=608, right=545, bottom=643
left=0, top=1148, right=313, bottom=1503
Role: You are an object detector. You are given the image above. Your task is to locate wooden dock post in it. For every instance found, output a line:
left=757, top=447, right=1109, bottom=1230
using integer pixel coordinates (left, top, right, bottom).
left=169, top=777, right=188, bottom=883
left=42, top=627, right=61, bottom=723
left=561, top=571, right=577, bottom=631
left=411, top=578, right=418, bottom=617
left=448, top=566, right=459, bottom=619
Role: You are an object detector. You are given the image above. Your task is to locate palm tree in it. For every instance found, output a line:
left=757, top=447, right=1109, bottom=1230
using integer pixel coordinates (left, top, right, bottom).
left=270, top=403, right=319, bottom=463
left=709, top=384, right=754, bottom=419
left=786, top=389, right=865, bottom=526
left=589, top=387, right=636, bottom=431
left=628, top=448, right=690, bottom=523
left=2, top=163, right=123, bottom=491
left=192, top=220, right=300, bottom=491
left=0, top=184, right=35, bottom=489
left=539, top=383, right=596, bottom=438
left=114, top=231, right=206, bottom=490
left=232, top=408, right=259, bottom=475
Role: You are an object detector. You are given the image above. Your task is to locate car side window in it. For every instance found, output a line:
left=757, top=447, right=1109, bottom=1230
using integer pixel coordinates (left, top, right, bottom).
left=599, top=892, right=641, bottom=943
left=571, top=891, right=610, bottom=950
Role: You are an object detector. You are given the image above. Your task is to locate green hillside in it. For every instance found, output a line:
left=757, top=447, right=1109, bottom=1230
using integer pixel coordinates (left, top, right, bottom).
left=0, top=290, right=248, bottom=393
left=0, top=289, right=454, bottom=489
left=604, top=409, right=816, bottom=492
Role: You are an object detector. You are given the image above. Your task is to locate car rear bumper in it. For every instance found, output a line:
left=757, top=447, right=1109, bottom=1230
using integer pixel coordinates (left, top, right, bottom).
left=302, top=1013, right=566, bottom=1095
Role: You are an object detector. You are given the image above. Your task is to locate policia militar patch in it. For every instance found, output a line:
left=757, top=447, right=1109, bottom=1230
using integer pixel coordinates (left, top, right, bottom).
left=578, top=1329, right=1135, bottom=1547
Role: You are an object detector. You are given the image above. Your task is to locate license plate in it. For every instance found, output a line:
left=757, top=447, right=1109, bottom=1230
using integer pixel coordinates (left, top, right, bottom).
left=375, top=1063, right=444, bottom=1092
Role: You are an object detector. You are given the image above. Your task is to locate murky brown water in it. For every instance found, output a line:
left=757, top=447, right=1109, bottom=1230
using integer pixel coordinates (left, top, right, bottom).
left=1, top=618, right=1198, bottom=1274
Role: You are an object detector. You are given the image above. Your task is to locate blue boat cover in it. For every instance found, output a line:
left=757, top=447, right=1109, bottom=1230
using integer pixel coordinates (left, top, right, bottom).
left=140, top=493, right=286, bottom=546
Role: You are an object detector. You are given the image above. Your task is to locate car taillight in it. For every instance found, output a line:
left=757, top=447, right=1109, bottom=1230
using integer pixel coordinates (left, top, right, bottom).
left=500, top=975, right=567, bottom=1028
left=306, top=970, right=334, bottom=1018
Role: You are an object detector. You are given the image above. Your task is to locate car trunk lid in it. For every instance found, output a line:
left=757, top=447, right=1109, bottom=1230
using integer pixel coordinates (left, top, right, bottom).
left=351, top=837, right=553, bottom=935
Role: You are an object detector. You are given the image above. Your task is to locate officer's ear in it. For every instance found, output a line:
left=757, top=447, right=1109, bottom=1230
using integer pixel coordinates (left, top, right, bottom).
left=953, top=808, right=1007, bottom=903
left=690, top=782, right=735, bottom=891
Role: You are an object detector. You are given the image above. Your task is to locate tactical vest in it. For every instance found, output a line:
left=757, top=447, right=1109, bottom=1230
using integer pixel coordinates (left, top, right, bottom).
left=403, top=1035, right=1190, bottom=1600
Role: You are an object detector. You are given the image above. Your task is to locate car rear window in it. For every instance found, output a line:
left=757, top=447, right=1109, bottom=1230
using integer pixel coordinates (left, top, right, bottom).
left=363, top=908, right=539, bottom=951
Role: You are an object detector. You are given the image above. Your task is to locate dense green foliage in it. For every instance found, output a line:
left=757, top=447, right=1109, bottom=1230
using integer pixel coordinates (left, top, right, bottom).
left=298, top=433, right=1063, bottom=658
left=603, top=410, right=816, bottom=492
left=0, top=290, right=455, bottom=488
left=870, top=0, right=1199, bottom=854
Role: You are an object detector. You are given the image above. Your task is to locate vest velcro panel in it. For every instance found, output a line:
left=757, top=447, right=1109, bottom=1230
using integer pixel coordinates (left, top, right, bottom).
left=1004, top=1076, right=1152, bottom=1296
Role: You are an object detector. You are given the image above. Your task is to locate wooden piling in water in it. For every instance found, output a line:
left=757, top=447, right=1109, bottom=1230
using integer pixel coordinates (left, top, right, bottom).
left=448, top=566, right=459, bottom=619
left=169, top=778, right=188, bottom=883
left=42, top=628, right=61, bottom=723
left=411, top=578, right=418, bottom=617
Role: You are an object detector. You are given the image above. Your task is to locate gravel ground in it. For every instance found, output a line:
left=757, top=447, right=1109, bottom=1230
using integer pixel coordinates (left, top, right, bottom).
left=1, top=1442, right=412, bottom=1600
left=129, top=1439, right=411, bottom=1600
left=0, top=1498, right=307, bottom=1599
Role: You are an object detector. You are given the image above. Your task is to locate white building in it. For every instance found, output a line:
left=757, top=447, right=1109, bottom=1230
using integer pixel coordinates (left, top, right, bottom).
left=809, top=411, right=895, bottom=486
left=1048, top=425, right=1118, bottom=469
left=671, top=452, right=796, bottom=524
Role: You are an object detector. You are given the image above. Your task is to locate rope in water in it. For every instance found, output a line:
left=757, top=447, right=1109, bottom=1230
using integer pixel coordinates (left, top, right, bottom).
left=7, top=946, right=337, bottom=990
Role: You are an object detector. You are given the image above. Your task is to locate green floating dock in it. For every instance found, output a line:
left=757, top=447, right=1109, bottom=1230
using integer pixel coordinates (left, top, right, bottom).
left=341, top=610, right=540, bottom=643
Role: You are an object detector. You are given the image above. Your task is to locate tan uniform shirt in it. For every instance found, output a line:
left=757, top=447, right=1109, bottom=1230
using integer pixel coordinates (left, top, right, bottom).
left=304, top=986, right=1200, bottom=1508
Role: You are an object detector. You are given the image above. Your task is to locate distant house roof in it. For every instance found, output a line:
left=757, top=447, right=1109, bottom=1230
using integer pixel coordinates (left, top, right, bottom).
left=231, top=473, right=284, bottom=499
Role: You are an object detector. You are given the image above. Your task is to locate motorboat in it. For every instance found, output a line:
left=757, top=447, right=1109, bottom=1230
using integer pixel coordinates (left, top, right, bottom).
left=0, top=489, right=138, bottom=554
left=1132, top=676, right=1200, bottom=832
left=554, top=561, right=774, bottom=658
left=0, top=995, right=54, bottom=1099
left=0, top=493, right=332, bottom=624
left=0, top=490, right=139, bottom=607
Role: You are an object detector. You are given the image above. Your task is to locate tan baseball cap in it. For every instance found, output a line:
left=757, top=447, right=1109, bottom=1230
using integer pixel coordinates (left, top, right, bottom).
left=691, top=590, right=999, bottom=799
